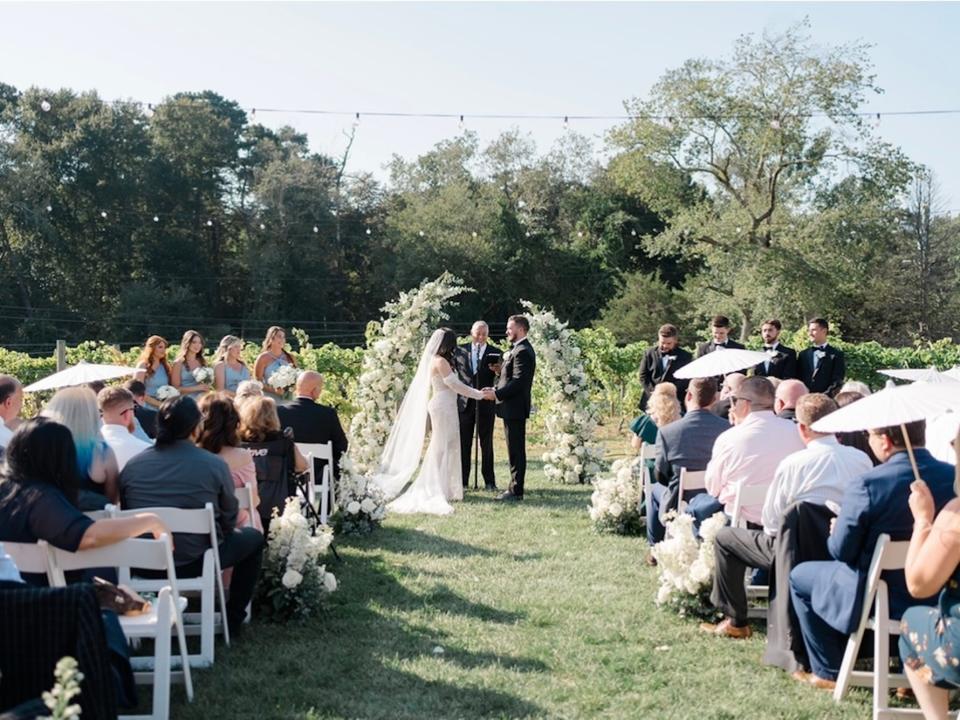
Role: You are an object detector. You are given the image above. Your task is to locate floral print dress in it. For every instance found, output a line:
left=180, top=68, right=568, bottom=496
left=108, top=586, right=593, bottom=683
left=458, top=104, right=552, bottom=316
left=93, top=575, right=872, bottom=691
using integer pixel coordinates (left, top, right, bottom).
left=900, top=570, right=960, bottom=688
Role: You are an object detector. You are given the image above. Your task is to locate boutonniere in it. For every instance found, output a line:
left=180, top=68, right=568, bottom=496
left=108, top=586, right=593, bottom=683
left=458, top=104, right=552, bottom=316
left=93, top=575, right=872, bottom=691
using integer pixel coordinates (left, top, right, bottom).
left=502, top=350, right=514, bottom=363
left=814, top=349, right=827, bottom=359
left=766, top=349, right=779, bottom=358
left=664, top=355, right=677, bottom=363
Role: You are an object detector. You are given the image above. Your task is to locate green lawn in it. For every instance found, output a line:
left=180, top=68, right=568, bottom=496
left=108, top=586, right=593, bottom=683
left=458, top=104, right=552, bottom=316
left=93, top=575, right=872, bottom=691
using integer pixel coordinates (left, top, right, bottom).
left=167, top=452, right=882, bottom=720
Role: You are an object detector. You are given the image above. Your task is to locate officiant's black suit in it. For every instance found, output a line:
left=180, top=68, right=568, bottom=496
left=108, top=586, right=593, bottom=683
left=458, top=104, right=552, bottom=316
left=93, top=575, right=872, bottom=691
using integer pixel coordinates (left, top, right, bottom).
left=639, top=346, right=692, bottom=411
left=494, top=338, right=536, bottom=498
left=797, top=344, right=845, bottom=396
left=454, top=341, right=499, bottom=489
left=752, top=343, right=798, bottom=380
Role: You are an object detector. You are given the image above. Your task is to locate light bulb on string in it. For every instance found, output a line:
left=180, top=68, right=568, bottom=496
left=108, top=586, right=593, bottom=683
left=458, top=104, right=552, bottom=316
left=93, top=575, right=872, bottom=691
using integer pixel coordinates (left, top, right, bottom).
left=40, top=100, right=51, bottom=112
left=472, top=231, right=478, bottom=238
left=873, top=113, right=881, bottom=129
left=100, top=211, right=107, bottom=219
left=46, top=205, right=52, bottom=213
left=312, top=226, right=319, bottom=233
left=206, top=220, right=213, bottom=227
left=563, top=116, right=569, bottom=129
left=458, top=115, right=464, bottom=131
left=353, top=112, right=360, bottom=128
left=418, top=230, right=425, bottom=237
left=259, top=223, right=266, bottom=230
left=153, top=215, right=159, bottom=223
left=577, top=231, right=584, bottom=238
left=365, top=228, right=371, bottom=235
left=630, top=229, right=637, bottom=237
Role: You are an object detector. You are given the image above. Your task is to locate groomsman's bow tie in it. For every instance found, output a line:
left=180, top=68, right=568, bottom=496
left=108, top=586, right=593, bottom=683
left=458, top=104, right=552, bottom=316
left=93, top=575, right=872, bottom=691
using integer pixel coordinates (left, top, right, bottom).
left=815, top=345, right=827, bottom=351
left=714, top=342, right=726, bottom=348
left=764, top=345, right=776, bottom=351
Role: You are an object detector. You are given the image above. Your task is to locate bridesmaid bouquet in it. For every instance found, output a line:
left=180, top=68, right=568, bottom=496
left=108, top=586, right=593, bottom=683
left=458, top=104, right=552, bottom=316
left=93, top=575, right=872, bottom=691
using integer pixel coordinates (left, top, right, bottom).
left=192, top=366, right=214, bottom=385
left=267, top=364, right=298, bottom=391
left=155, top=385, right=180, bottom=401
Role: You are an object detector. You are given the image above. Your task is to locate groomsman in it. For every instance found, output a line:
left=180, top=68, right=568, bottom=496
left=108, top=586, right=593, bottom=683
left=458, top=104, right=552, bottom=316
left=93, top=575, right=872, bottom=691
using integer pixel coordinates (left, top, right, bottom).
left=752, top=319, right=798, bottom=380
left=455, top=321, right=499, bottom=491
left=695, top=315, right=745, bottom=357
left=797, top=318, right=845, bottom=397
left=639, top=324, right=692, bottom=411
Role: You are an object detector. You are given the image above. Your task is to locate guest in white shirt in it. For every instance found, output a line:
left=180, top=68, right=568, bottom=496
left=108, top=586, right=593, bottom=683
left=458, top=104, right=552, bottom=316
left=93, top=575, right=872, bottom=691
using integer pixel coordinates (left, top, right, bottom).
left=98, top=386, right=151, bottom=471
left=700, top=394, right=872, bottom=638
left=0, top=375, right=23, bottom=450
left=688, top=376, right=804, bottom=530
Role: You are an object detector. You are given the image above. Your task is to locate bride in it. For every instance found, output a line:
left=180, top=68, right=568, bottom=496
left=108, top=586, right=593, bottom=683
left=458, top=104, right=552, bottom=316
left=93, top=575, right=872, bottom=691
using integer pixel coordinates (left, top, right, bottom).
left=373, top=327, right=489, bottom=515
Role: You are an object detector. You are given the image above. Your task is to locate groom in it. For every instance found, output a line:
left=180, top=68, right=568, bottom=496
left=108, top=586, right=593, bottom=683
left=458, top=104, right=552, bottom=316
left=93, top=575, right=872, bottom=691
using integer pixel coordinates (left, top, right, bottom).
left=483, top=315, right=536, bottom=502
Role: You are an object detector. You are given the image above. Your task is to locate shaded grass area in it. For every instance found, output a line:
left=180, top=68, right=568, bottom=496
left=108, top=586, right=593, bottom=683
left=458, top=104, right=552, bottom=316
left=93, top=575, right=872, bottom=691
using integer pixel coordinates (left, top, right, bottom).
left=171, top=456, right=877, bottom=719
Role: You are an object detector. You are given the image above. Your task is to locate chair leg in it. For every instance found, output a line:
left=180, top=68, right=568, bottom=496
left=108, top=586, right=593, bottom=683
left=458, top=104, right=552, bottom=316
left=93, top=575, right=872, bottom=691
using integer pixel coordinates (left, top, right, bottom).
left=153, top=592, right=172, bottom=720
left=201, top=565, right=215, bottom=666
left=874, top=587, right=891, bottom=718
left=834, top=634, right=864, bottom=702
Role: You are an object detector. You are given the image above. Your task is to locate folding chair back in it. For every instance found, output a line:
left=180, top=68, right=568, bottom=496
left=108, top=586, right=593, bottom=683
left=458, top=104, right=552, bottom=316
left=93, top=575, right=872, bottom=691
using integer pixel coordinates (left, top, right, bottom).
left=297, top=441, right=334, bottom=524
left=638, top=442, right=657, bottom=462
left=235, top=483, right=256, bottom=529
left=730, top=481, right=769, bottom=529
left=677, top=468, right=706, bottom=511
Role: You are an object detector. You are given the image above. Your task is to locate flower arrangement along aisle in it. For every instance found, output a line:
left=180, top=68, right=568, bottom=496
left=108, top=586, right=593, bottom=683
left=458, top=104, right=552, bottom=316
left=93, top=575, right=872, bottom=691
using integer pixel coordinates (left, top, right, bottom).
left=589, top=457, right=644, bottom=534
left=256, top=497, right=337, bottom=621
left=521, top=301, right=605, bottom=484
left=334, top=455, right=388, bottom=536
left=348, top=272, right=469, bottom=474
left=651, top=511, right=727, bottom=618
left=41, top=656, right=83, bottom=720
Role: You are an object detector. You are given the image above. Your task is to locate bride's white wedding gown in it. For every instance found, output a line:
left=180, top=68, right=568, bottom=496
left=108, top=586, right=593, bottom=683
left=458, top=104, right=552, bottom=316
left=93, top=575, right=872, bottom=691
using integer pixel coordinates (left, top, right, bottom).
left=388, top=370, right=485, bottom=515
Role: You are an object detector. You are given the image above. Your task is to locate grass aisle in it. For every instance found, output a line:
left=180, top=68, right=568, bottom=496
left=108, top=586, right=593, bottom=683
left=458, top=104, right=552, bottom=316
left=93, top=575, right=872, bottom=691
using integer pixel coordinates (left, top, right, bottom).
left=174, top=460, right=873, bottom=719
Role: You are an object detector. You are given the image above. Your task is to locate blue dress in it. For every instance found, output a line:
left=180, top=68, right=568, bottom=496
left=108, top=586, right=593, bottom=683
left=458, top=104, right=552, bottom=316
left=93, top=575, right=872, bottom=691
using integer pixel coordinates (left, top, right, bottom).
left=224, top=362, right=251, bottom=393
left=900, top=565, right=960, bottom=688
left=142, top=363, right=169, bottom=399
left=178, top=362, right=199, bottom=389
left=262, top=354, right=291, bottom=387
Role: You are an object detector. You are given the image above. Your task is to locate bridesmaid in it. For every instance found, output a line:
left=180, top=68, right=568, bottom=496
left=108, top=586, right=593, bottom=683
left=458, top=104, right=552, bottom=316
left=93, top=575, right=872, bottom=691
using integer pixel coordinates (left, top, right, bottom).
left=254, top=326, right=296, bottom=397
left=171, top=330, right=210, bottom=396
left=135, top=335, right=172, bottom=408
left=213, top=335, right=251, bottom=397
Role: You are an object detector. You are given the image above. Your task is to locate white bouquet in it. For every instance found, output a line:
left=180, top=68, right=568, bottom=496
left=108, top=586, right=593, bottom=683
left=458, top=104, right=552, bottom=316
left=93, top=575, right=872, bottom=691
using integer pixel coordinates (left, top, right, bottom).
left=192, top=366, right=214, bottom=385
left=257, top=496, right=336, bottom=620
left=155, top=385, right=180, bottom=401
left=335, top=455, right=388, bottom=535
left=267, top=364, right=299, bottom=391
left=651, top=511, right=727, bottom=617
left=588, top=457, right=644, bottom=534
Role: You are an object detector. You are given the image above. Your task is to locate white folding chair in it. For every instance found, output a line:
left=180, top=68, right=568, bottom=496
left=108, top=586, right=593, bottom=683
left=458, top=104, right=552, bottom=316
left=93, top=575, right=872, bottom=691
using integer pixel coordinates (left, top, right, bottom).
left=638, top=442, right=657, bottom=514
left=47, top=535, right=193, bottom=720
left=3, top=540, right=55, bottom=583
left=297, top=441, right=334, bottom=524
left=235, top=483, right=257, bottom=529
left=729, top=480, right=771, bottom=617
left=111, top=504, right=229, bottom=667
left=677, top=468, right=706, bottom=512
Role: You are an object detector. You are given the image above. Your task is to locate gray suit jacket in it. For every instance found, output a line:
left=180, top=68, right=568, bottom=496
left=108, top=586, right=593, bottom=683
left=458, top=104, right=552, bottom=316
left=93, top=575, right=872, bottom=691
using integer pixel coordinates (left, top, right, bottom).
left=654, top=409, right=730, bottom=515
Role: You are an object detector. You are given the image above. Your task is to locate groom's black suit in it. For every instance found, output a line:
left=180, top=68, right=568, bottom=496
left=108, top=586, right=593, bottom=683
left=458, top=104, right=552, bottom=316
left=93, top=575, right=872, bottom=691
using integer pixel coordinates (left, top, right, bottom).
left=454, top=341, right=499, bottom=489
left=494, top=337, right=536, bottom=498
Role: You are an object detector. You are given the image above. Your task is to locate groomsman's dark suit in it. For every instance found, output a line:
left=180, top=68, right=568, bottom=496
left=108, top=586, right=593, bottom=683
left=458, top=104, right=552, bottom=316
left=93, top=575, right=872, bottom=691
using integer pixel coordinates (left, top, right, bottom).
left=494, top=338, right=536, bottom=498
left=277, top=396, right=349, bottom=483
left=639, top=346, right=693, bottom=411
left=752, top=342, right=798, bottom=380
left=797, top=344, right=845, bottom=396
left=134, top=403, right=158, bottom=439
left=454, top=341, right=500, bottom=489
left=694, top=338, right=745, bottom=390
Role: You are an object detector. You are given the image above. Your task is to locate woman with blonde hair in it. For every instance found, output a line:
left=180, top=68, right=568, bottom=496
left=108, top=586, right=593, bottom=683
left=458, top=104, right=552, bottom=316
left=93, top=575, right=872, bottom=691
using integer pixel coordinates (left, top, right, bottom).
left=213, top=335, right=251, bottom=396
left=254, top=326, right=296, bottom=397
left=171, top=330, right=210, bottom=396
left=135, top=335, right=173, bottom=407
left=630, top=382, right=682, bottom=451
left=43, top=386, right=120, bottom=510
left=234, top=380, right=264, bottom=413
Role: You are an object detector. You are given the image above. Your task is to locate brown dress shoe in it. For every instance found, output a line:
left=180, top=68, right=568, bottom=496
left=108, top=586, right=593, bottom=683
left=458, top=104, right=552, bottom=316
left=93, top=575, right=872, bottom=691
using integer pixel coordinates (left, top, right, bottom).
left=806, top=674, right=837, bottom=690
left=791, top=671, right=812, bottom=684
left=645, top=553, right=658, bottom=567
left=698, top=618, right=752, bottom=639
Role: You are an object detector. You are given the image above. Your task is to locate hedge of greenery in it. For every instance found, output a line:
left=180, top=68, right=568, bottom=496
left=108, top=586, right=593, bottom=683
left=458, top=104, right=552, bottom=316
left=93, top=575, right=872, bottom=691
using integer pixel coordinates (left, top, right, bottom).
left=3, top=328, right=957, bottom=424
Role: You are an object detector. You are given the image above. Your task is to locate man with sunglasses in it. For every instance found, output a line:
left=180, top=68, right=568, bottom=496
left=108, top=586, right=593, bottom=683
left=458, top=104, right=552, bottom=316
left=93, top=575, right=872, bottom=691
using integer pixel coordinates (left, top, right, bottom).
left=98, top=386, right=151, bottom=471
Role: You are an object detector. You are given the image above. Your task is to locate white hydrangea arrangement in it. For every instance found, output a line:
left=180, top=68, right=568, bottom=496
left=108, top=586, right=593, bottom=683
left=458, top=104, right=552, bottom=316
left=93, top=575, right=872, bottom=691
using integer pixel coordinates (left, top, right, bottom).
left=192, top=366, right=214, bottom=385
left=589, top=457, right=644, bottom=534
left=335, top=455, right=388, bottom=535
left=41, top=656, right=83, bottom=720
left=651, top=511, right=727, bottom=617
left=522, top=300, right=605, bottom=484
left=348, top=272, right=469, bottom=474
left=257, top=496, right=337, bottom=620
left=155, top=384, right=180, bottom=401
left=267, top=364, right=299, bottom=392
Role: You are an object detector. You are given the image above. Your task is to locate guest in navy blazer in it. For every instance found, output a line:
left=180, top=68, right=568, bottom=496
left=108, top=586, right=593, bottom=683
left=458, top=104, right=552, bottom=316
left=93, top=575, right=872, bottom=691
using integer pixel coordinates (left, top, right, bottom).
left=788, top=420, right=955, bottom=687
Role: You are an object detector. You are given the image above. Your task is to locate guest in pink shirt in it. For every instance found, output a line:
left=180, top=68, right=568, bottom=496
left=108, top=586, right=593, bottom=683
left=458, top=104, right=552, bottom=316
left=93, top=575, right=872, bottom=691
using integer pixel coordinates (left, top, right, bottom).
left=686, top=376, right=804, bottom=530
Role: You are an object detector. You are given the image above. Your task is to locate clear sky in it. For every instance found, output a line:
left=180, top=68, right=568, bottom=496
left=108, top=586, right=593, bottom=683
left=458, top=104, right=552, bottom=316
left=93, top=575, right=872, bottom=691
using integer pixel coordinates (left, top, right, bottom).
left=3, top=1, right=959, bottom=209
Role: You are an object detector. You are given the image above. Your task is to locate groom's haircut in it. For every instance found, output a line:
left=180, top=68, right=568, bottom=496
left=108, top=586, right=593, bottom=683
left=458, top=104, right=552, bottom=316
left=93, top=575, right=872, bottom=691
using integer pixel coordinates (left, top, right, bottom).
left=658, top=324, right=678, bottom=338
left=509, top=315, right=530, bottom=332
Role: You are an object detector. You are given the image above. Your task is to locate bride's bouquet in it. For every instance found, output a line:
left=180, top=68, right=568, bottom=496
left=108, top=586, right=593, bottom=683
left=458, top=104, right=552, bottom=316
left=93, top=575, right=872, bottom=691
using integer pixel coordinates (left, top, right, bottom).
left=257, top=496, right=337, bottom=621
left=335, top=455, right=387, bottom=535
left=155, top=385, right=180, bottom=401
left=192, top=366, right=214, bottom=385
left=589, top=457, right=644, bottom=535
left=267, top=364, right=298, bottom=392
left=651, top=510, right=727, bottom=618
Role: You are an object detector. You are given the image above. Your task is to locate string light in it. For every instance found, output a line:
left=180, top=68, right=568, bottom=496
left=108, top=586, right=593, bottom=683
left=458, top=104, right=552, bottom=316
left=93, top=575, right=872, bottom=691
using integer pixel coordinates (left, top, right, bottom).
left=353, top=112, right=360, bottom=128
left=45, top=205, right=52, bottom=213
left=418, top=230, right=425, bottom=237
left=312, top=226, right=319, bottom=233
left=40, top=100, right=51, bottom=112
left=630, top=229, right=637, bottom=237
left=365, top=228, right=371, bottom=235
left=206, top=219, right=213, bottom=227
left=259, top=223, right=266, bottom=230
left=100, top=211, right=107, bottom=218
left=458, top=114, right=464, bottom=131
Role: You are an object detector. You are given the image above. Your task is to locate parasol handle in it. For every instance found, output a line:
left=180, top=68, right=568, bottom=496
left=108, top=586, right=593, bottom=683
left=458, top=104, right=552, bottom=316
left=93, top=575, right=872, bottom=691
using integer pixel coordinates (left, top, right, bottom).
left=900, top=422, right=922, bottom=484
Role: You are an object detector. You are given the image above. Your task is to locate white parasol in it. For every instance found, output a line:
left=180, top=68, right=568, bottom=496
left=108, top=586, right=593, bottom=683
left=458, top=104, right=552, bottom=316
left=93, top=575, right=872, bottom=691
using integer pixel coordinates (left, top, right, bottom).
left=24, top=362, right=140, bottom=393
left=878, top=367, right=960, bottom=384
left=672, top=348, right=770, bottom=380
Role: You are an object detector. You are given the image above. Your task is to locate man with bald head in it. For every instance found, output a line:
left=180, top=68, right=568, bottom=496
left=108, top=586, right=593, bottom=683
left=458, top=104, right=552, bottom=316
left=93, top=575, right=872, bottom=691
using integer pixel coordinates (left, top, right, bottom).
left=775, top=379, right=809, bottom=423
left=455, top=321, right=500, bottom=490
left=277, top=371, right=349, bottom=481
left=712, top=372, right=746, bottom=423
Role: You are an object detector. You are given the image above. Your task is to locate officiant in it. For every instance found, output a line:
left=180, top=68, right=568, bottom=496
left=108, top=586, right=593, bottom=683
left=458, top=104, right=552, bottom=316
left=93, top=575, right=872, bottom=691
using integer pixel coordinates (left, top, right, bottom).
left=455, top=321, right=499, bottom=491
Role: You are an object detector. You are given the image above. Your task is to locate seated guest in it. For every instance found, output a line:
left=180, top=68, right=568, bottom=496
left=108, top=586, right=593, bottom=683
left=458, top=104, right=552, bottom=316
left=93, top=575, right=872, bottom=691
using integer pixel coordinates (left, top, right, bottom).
left=254, top=326, right=297, bottom=398
left=639, top=323, right=692, bottom=411
left=234, top=380, right=264, bottom=413
left=213, top=335, right=251, bottom=397
left=0, top=374, right=23, bottom=450
left=789, top=420, right=955, bottom=689
left=648, top=378, right=729, bottom=553
left=712, top=373, right=746, bottom=423
left=774, top=379, right=809, bottom=422
left=120, top=396, right=264, bottom=636
left=630, top=382, right=681, bottom=451
left=0, top=418, right=168, bottom=577
left=170, top=329, right=211, bottom=397
left=691, top=377, right=804, bottom=529
left=898, top=434, right=960, bottom=717
left=700, top=394, right=873, bottom=638
left=238, top=396, right=308, bottom=529
left=43, top=387, right=119, bottom=510
left=797, top=318, right=845, bottom=397
left=833, top=391, right=879, bottom=465
left=123, top=379, right=157, bottom=441
left=277, top=371, right=349, bottom=481
left=134, top=335, right=173, bottom=408
left=753, top=319, right=798, bottom=380
left=198, top=393, right=262, bottom=532
left=98, top=386, right=151, bottom=471
left=839, top=380, right=871, bottom=396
